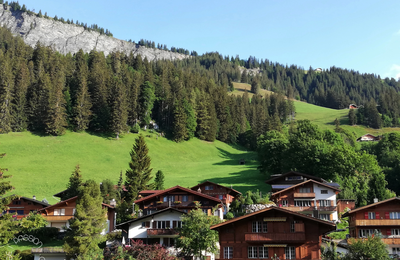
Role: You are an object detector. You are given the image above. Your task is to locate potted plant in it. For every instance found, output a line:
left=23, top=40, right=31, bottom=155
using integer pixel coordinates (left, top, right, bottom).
left=174, top=201, right=182, bottom=204
left=157, top=201, right=163, bottom=204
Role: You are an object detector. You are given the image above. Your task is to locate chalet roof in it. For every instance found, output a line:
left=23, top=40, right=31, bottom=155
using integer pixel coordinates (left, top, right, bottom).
left=138, top=190, right=161, bottom=196
left=271, top=179, right=340, bottom=197
left=37, top=196, right=114, bottom=212
left=54, top=185, right=127, bottom=198
left=6, top=195, right=50, bottom=207
left=190, top=181, right=242, bottom=196
left=116, top=207, right=186, bottom=227
left=342, top=197, right=400, bottom=218
left=134, top=185, right=222, bottom=204
left=265, top=171, right=327, bottom=185
left=210, top=206, right=336, bottom=230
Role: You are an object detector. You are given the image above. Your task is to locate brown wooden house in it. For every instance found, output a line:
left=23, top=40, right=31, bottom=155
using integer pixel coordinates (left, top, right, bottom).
left=211, top=206, right=335, bottom=260
left=342, top=197, right=400, bottom=255
left=191, top=181, right=241, bottom=208
left=134, top=185, right=224, bottom=219
left=270, top=179, right=340, bottom=222
left=37, top=196, right=115, bottom=233
left=2, top=195, right=50, bottom=219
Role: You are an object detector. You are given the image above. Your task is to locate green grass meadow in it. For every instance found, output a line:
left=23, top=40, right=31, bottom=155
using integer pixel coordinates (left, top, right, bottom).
left=0, top=131, right=265, bottom=204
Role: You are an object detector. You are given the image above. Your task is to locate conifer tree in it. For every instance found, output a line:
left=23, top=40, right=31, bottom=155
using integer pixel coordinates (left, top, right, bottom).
left=100, top=179, right=117, bottom=204
left=46, top=68, right=67, bottom=135
left=63, top=179, right=106, bottom=258
left=173, top=99, right=188, bottom=142
left=73, top=50, right=92, bottom=131
left=61, top=165, right=83, bottom=201
left=183, top=99, right=196, bottom=140
left=110, top=77, right=128, bottom=139
left=138, top=81, right=155, bottom=127
left=154, top=170, right=165, bottom=190
left=124, top=135, right=154, bottom=203
left=12, top=60, right=29, bottom=132
left=0, top=152, right=17, bottom=213
left=349, top=109, right=357, bottom=125
left=0, top=51, right=14, bottom=134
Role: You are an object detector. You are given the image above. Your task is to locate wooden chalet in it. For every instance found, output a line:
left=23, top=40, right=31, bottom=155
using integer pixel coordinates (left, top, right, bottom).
left=134, top=185, right=224, bottom=219
left=270, top=179, right=340, bottom=222
left=356, top=133, right=381, bottom=142
left=37, top=196, right=115, bottom=233
left=2, top=195, right=50, bottom=219
left=342, top=197, right=400, bottom=255
left=211, top=206, right=336, bottom=260
left=191, top=181, right=241, bottom=208
left=265, top=171, right=339, bottom=192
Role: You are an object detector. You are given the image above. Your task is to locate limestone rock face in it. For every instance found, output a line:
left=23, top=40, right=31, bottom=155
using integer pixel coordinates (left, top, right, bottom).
left=244, top=203, right=276, bottom=213
left=0, top=5, right=188, bottom=60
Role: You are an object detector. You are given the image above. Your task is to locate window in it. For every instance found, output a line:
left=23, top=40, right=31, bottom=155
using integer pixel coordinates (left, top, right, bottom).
left=390, top=212, right=400, bottom=219
left=16, top=210, right=24, bottom=215
left=205, top=185, right=214, bottom=190
left=319, top=200, right=331, bottom=207
left=54, top=209, right=60, bottom=216
left=263, top=221, right=268, bottom=233
left=224, top=247, right=233, bottom=259
left=156, top=221, right=170, bottom=229
left=321, top=190, right=328, bottom=194
left=142, top=221, right=150, bottom=228
left=285, top=246, right=296, bottom=259
left=359, top=229, right=374, bottom=238
left=73, top=208, right=76, bottom=215
left=319, top=214, right=330, bottom=220
left=252, top=221, right=262, bottom=233
left=12, top=200, right=21, bottom=205
left=299, top=187, right=311, bottom=193
left=248, top=246, right=258, bottom=258
left=290, top=221, right=298, bottom=233
left=286, top=176, right=303, bottom=181
left=281, top=200, right=288, bottom=207
left=60, top=209, right=65, bottom=216
left=294, top=200, right=311, bottom=207
left=173, top=221, right=182, bottom=228
left=259, top=247, right=268, bottom=258
left=368, top=212, right=376, bottom=219
left=218, top=195, right=223, bottom=200
left=182, top=195, right=188, bottom=202
left=393, top=248, right=400, bottom=255
left=392, top=229, right=400, bottom=236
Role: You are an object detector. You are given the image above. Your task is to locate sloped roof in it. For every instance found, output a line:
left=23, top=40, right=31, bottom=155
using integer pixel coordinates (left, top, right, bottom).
left=135, top=185, right=222, bottom=203
left=342, top=197, right=400, bottom=218
left=265, top=171, right=326, bottom=184
left=210, top=206, right=335, bottom=230
left=6, top=195, right=50, bottom=207
left=190, top=181, right=242, bottom=196
left=38, top=196, right=114, bottom=213
left=116, top=207, right=186, bottom=227
left=271, top=179, right=340, bottom=197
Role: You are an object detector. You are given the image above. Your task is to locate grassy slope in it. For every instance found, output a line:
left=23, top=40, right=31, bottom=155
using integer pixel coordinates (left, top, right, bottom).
left=232, top=82, right=400, bottom=137
left=0, top=131, right=265, bottom=204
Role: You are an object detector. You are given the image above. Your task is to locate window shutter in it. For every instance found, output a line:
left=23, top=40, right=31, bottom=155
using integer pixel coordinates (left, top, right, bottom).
left=364, top=212, right=368, bottom=219
left=376, top=212, right=380, bottom=219
left=385, top=212, right=390, bottom=219
left=387, top=229, right=392, bottom=236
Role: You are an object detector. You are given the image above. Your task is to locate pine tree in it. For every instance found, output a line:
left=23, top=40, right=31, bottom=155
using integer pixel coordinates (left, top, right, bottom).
left=154, top=170, right=165, bottom=190
left=349, top=109, right=357, bottom=125
left=61, top=165, right=83, bottom=201
left=183, top=99, right=196, bottom=140
left=11, top=60, right=29, bottom=131
left=138, top=81, right=155, bottom=127
left=0, top=51, right=14, bottom=134
left=63, top=179, right=107, bottom=258
left=46, top=67, right=67, bottom=136
left=100, top=179, right=117, bottom=204
left=173, top=99, right=188, bottom=142
left=124, top=135, right=154, bottom=203
left=0, top=152, right=17, bottom=213
left=110, top=76, right=128, bottom=139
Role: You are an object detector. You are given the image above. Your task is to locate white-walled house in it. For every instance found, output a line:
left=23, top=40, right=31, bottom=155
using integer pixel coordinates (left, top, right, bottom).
left=271, top=179, right=340, bottom=222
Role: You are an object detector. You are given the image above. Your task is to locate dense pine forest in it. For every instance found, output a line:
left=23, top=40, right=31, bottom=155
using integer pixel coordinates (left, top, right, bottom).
left=0, top=27, right=291, bottom=150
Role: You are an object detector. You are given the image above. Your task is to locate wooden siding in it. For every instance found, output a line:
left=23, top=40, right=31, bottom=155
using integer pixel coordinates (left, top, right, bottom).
left=382, top=237, right=400, bottom=245
left=355, top=219, right=400, bottom=226
left=245, top=232, right=305, bottom=242
left=294, top=192, right=316, bottom=198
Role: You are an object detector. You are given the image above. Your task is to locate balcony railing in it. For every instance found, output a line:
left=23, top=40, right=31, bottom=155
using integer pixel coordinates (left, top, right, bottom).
left=280, top=206, right=336, bottom=212
left=147, top=229, right=179, bottom=237
left=44, top=215, right=74, bottom=221
left=382, top=237, right=400, bottom=245
left=245, top=232, right=305, bottom=242
left=294, top=192, right=315, bottom=198
left=355, top=219, right=400, bottom=226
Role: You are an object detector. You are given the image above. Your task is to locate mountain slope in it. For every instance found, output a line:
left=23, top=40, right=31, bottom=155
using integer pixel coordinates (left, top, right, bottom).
left=0, top=4, right=187, bottom=60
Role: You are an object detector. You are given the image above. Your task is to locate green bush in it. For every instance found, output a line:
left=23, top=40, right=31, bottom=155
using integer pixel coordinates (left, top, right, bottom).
left=27, top=227, right=59, bottom=243
left=225, top=212, right=234, bottom=220
left=20, top=250, right=33, bottom=260
left=131, top=124, right=140, bottom=133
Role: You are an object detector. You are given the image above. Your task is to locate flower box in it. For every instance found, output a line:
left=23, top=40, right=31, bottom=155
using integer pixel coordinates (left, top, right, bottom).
left=156, top=201, right=163, bottom=204
left=174, top=201, right=182, bottom=204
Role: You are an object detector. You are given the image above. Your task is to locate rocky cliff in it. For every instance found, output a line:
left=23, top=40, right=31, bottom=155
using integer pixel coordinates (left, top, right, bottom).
left=0, top=5, right=188, bottom=61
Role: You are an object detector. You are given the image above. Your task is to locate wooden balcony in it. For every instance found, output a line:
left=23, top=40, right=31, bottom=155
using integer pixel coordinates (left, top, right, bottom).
left=282, top=206, right=314, bottom=212
left=382, top=237, right=400, bottom=245
left=44, top=215, right=73, bottom=221
left=147, top=229, right=179, bottom=237
left=245, top=232, right=305, bottom=242
left=316, top=206, right=336, bottom=212
left=294, top=192, right=315, bottom=198
left=355, top=219, right=400, bottom=226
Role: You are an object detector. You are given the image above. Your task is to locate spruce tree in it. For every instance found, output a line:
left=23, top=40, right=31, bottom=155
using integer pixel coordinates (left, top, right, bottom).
left=154, top=170, right=165, bottom=190
left=0, top=51, right=14, bottom=133
left=183, top=99, right=196, bottom=140
left=0, top=152, right=17, bottom=213
left=138, top=81, right=155, bottom=127
left=61, top=165, right=83, bottom=201
left=11, top=60, right=29, bottom=132
left=63, top=179, right=107, bottom=258
left=173, top=99, right=188, bottom=142
left=349, top=109, right=357, bottom=125
left=46, top=68, right=67, bottom=136
left=100, top=179, right=117, bottom=204
left=124, top=135, right=154, bottom=203
left=110, top=77, right=128, bottom=139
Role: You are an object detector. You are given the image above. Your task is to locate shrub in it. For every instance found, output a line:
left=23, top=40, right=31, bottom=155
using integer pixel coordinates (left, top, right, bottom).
left=131, top=124, right=140, bottom=133
left=19, top=250, right=33, bottom=260
left=27, top=227, right=59, bottom=243
left=104, top=240, right=175, bottom=260
left=225, top=212, right=234, bottom=220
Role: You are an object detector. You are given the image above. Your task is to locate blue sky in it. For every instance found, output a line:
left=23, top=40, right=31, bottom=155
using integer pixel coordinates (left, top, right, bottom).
left=16, top=0, right=400, bottom=79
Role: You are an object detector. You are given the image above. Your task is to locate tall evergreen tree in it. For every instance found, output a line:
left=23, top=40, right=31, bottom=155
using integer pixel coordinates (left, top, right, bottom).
left=138, top=81, right=155, bottom=127
left=109, top=77, right=128, bottom=139
left=11, top=60, right=29, bottom=132
left=0, top=51, right=14, bottom=133
left=154, top=170, right=165, bottom=190
left=0, top=152, right=17, bottom=213
left=61, top=165, right=83, bottom=201
left=124, top=135, right=154, bottom=203
left=173, top=99, right=188, bottom=142
left=63, top=179, right=107, bottom=259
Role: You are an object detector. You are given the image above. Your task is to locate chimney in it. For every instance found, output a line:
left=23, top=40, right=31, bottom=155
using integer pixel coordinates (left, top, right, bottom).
left=33, top=195, right=36, bottom=200
left=304, top=178, right=307, bottom=181
left=197, top=188, right=201, bottom=193
left=373, top=198, right=379, bottom=203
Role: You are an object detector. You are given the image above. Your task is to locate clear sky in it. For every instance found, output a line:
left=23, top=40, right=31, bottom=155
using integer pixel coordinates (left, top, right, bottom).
left=15, top=0, right=400, bottom=79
